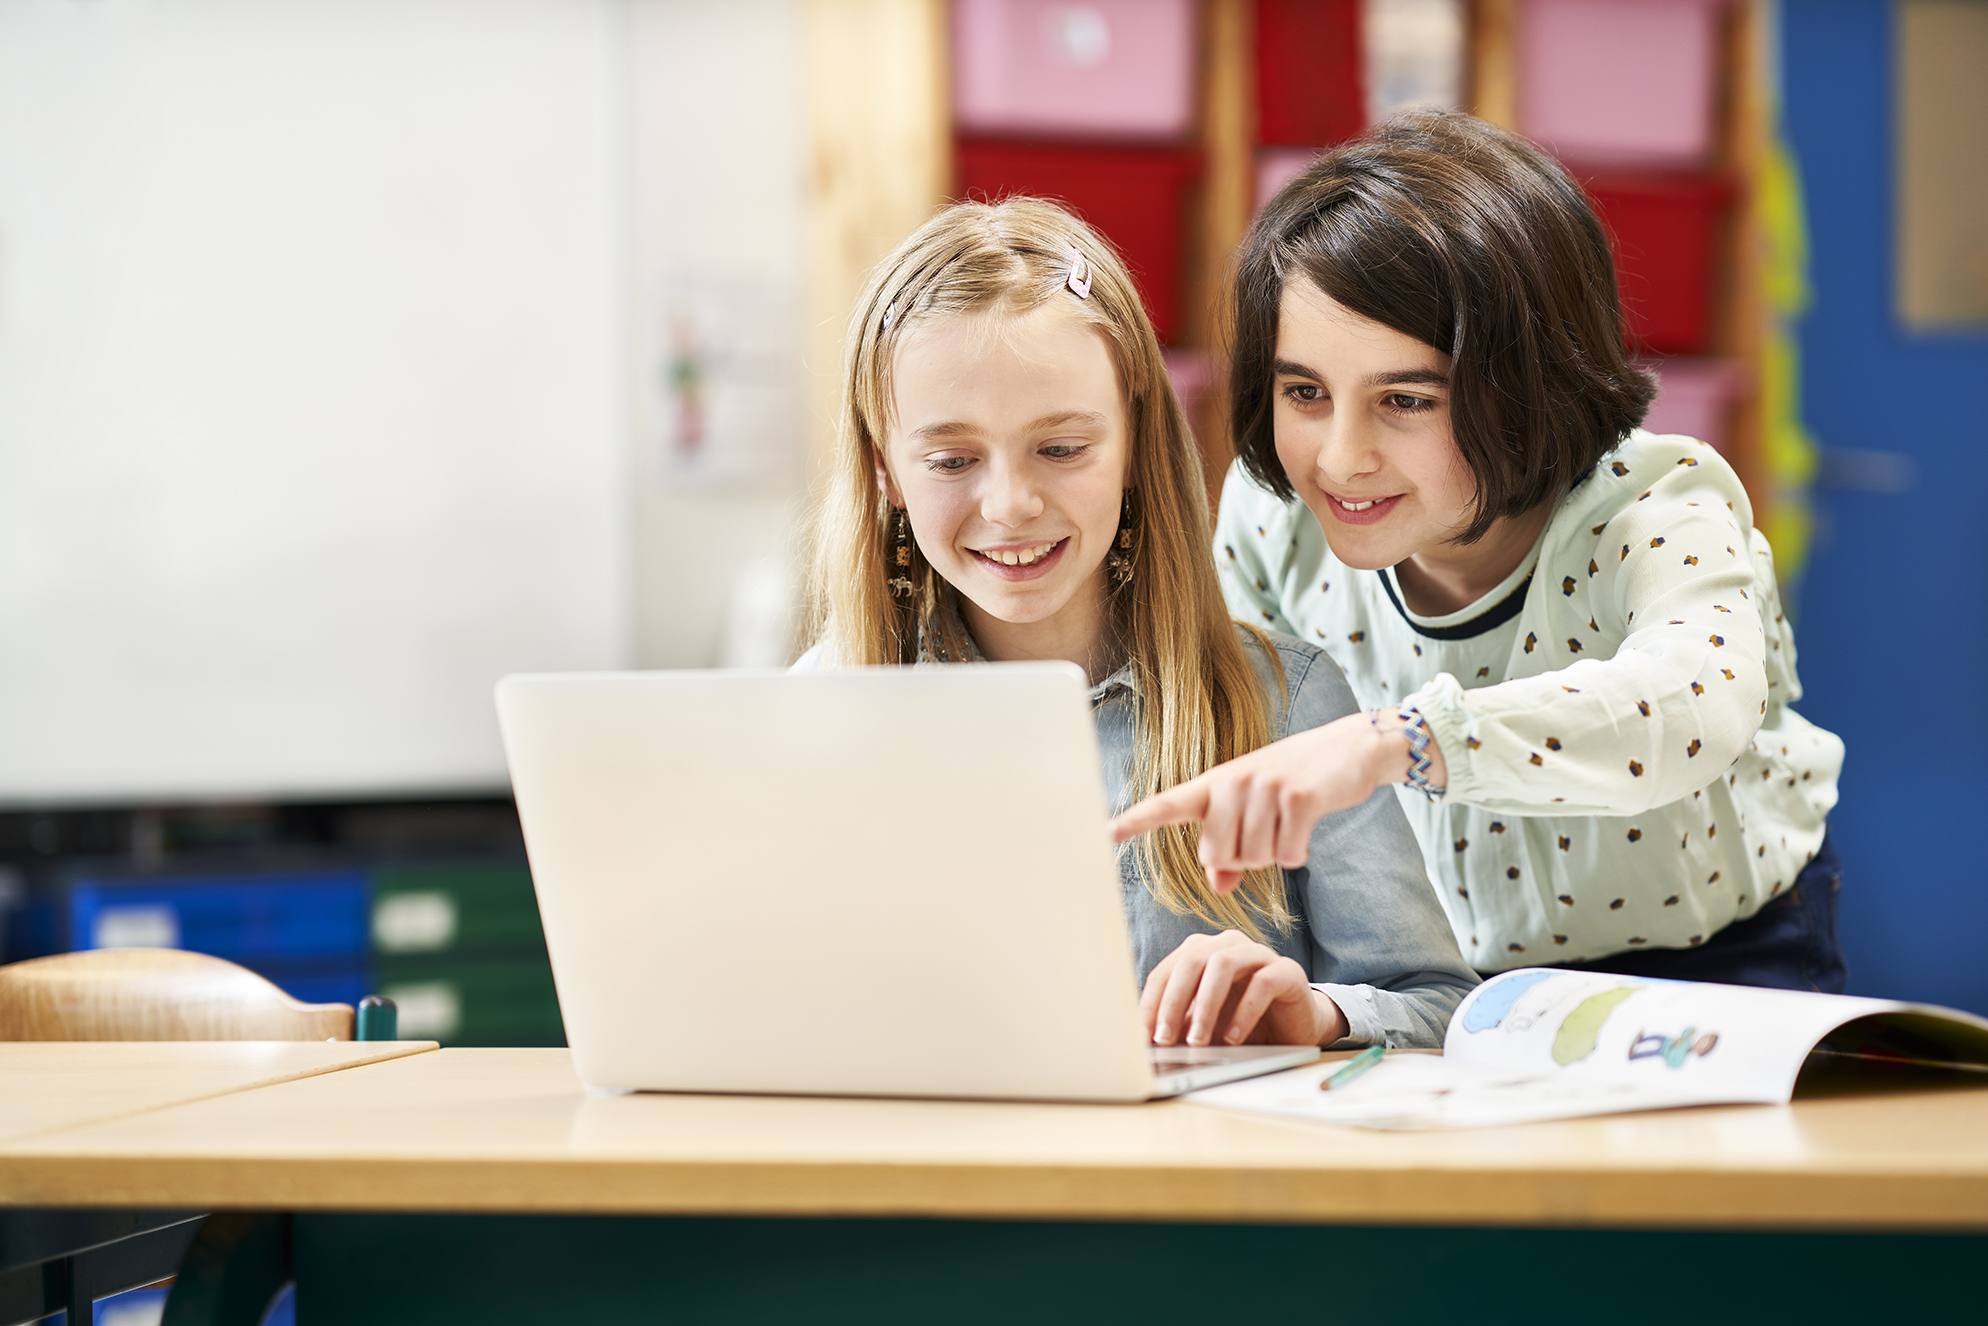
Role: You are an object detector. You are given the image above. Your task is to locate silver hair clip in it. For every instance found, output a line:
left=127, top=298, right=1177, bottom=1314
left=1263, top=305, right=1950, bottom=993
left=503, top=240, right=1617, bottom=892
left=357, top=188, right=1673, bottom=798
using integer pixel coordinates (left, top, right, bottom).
left=1066, top=248, right=1092, bottom=300
left=882, top=299, right=897, bottom=331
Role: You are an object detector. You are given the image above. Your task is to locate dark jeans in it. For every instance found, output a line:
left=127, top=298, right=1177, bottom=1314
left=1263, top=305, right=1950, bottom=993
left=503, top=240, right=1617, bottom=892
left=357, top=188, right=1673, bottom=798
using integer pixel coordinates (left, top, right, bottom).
left=1543, top=833, right=1846, bottom=992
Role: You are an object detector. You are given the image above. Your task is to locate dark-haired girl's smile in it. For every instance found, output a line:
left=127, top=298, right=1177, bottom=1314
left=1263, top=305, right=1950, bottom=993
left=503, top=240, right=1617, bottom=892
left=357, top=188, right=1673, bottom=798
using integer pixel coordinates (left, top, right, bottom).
left=1326, top=492, right=1404, bottom=526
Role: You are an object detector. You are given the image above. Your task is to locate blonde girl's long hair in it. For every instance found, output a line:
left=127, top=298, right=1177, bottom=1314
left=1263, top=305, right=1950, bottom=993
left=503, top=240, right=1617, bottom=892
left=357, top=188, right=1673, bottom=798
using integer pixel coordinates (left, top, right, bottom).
left=804, top=196, right=1292, bottom=940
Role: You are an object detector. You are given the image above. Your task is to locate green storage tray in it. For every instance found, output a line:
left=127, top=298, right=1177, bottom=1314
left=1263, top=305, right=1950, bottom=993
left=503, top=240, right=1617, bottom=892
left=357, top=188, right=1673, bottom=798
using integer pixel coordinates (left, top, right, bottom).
left=370, top=861, right=548, bottom=962
left=374, top=953, right=565, bottom=1048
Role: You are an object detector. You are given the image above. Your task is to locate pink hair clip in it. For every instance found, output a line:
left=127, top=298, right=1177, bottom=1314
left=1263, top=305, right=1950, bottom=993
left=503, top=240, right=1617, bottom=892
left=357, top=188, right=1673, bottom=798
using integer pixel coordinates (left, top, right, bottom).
left=882, top=299, right=897, bottom=331
left=1066, top=248, right=1092, bottom=300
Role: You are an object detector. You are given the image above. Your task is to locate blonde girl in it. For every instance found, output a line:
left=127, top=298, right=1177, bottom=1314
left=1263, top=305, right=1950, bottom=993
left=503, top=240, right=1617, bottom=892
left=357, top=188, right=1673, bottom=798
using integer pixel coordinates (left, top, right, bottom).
left=803, top=196, right=1477, bottom=1050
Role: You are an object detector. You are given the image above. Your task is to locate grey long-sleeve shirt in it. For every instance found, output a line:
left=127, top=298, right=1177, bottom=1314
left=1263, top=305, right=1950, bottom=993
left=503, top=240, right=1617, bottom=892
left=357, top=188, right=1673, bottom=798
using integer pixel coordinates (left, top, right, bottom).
left=1095, top=627, right=1478, bottom=1048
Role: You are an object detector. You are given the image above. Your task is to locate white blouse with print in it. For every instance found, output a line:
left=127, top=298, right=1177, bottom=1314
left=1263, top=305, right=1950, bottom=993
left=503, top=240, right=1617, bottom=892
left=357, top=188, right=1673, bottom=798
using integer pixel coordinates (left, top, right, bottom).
left=1214, top=430, right=1845, bottom=972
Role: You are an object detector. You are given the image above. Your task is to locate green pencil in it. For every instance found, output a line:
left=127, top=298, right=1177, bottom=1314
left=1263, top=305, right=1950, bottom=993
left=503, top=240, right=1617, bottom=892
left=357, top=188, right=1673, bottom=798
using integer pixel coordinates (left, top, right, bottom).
left=1319, top=1044, right=1386, bottom=1090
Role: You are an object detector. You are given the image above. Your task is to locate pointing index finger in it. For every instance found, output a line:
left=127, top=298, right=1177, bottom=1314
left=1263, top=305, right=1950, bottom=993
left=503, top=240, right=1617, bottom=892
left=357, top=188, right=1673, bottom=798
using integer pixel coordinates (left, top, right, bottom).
left=1107, top=782, right=1211, bottom=843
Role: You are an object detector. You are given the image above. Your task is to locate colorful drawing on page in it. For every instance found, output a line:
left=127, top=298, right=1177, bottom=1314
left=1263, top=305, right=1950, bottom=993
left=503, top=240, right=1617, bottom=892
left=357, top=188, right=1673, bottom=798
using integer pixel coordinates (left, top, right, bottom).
left=1461, top=970, right=1558, bottom=1033
left=1551, top=986, right=1640, bottom=1065
left=1629, top=1027, right=1720, bottom=1069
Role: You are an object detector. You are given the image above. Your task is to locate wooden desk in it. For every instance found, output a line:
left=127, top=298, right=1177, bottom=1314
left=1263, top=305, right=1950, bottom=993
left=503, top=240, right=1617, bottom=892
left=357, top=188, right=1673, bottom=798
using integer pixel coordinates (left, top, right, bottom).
left=4, top=1045, right=1987, bottom=1229
left=0, top=1041, right=435, bottom=1326
left=3, top=1047, right=1985, bottom=1325
left=0, top=1040, right=438, bottom=1146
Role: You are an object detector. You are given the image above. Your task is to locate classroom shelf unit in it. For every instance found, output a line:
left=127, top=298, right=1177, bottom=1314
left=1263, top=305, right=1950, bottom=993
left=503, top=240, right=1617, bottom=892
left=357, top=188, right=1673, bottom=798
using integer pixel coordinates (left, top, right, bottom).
left=801, top=0, right=1788, bottom=535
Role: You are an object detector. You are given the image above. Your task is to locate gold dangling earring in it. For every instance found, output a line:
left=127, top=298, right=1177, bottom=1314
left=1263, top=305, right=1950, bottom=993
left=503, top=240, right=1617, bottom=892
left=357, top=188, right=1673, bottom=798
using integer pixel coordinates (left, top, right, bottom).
left=887, top=507, right=915, bottom=599
left=1104, top=488, right=1137, bottom=587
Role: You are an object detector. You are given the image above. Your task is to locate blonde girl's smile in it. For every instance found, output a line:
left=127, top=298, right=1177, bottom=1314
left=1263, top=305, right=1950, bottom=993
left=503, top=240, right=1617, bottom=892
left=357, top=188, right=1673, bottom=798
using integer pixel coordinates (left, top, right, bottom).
left=969, top=537, right=1066, bottom=573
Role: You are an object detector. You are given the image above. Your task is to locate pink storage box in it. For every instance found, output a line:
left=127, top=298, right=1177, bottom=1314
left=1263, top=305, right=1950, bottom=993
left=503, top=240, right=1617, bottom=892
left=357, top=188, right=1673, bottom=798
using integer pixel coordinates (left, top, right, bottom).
left=952, top=0, right=1198, bottom=140
left=1163, top=348, right=1215, bottom=411
left=1519, top=0, right=1731, bottom=169
left=1638, top=356, right=1749, bottom=453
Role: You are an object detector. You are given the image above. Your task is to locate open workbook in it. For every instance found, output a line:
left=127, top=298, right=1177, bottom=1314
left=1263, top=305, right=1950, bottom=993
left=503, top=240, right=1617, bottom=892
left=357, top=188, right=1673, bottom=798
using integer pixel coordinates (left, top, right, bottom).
left=1189, top=967, right=1988, bottom=1130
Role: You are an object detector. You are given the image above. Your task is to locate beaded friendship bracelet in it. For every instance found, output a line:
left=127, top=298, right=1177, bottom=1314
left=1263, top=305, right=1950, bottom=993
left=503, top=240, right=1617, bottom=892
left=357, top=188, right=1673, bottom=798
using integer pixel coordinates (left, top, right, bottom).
left=1372, top=705, right=1445, bottom=801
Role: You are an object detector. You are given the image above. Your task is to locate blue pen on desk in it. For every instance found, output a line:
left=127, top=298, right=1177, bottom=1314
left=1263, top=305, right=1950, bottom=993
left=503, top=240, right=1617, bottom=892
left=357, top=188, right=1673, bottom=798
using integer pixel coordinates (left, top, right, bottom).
left=1319, top=1045, right=1385, bottom=1090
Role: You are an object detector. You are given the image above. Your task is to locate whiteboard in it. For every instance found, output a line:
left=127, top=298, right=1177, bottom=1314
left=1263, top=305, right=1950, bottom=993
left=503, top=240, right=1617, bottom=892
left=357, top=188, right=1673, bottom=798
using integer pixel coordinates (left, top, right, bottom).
left=0, top=0, right=633, bottom=803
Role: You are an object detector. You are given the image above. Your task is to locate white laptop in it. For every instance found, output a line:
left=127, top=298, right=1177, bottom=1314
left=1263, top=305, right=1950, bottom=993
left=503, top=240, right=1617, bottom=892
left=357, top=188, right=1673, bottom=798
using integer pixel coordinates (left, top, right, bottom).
left=495, top=664, right=1320, bottom=1102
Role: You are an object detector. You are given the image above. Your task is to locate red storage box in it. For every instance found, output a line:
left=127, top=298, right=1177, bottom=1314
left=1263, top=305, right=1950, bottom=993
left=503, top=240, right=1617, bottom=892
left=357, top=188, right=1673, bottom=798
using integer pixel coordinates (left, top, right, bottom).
left=955, top=139, right=1203, bottom=341
left=1254, top=0, right=1364, bottom=147
left=1583, top=173, right=1733, bottom=356
left=1521, top=0, right=1730, bottom=169
left=951, top=0, right=1198, bottom=141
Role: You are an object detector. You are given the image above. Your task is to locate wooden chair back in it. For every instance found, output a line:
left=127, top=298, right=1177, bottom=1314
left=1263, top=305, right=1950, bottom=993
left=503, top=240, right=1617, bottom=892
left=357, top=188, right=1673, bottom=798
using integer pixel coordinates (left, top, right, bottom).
left=0, top=948, right=355, bottom=1041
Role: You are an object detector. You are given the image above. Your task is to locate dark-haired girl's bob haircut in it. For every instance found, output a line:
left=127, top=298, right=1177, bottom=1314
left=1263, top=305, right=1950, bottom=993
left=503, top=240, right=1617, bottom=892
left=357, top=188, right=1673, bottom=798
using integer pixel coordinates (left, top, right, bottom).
left=1230, top=109, right=1658, bottom=544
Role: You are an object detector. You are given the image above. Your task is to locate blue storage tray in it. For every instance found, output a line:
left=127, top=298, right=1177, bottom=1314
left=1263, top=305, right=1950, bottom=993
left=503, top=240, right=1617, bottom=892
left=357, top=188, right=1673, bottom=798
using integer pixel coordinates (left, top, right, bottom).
left=67, top=870, right=370, bottom=963
left=84, top=1284, right=294, bottom=1326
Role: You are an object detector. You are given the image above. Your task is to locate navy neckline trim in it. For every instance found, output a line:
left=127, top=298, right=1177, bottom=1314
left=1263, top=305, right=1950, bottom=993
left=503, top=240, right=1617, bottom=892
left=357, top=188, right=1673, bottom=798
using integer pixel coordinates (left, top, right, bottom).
left=1376, top=565, right=1534, bottom=641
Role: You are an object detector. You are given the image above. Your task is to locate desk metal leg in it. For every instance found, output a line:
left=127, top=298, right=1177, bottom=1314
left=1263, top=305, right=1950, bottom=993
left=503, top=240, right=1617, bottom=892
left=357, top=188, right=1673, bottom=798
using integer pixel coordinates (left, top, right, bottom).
left=0, top=1212, right=202, bottom=1326
left=292, top=1213, right=1986, bottom=1326
left=58, top=1258, right=87, bottom=1326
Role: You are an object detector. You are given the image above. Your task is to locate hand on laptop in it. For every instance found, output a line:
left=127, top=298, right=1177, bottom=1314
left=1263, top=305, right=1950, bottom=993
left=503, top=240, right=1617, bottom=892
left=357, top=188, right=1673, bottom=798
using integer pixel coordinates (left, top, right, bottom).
left=1141, top=930, right=1349, bottom=1048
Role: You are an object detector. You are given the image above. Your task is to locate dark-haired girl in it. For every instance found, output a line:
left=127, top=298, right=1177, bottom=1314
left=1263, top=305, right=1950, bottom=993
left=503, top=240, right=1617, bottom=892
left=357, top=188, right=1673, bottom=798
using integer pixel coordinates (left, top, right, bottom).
left=1112, top=110, right=1845, bottom=992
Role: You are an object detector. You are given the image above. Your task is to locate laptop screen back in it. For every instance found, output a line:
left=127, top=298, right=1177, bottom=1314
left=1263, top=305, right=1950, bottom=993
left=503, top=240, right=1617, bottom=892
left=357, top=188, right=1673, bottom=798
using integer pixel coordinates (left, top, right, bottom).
left=497, top=664, right=1154, bottom=1101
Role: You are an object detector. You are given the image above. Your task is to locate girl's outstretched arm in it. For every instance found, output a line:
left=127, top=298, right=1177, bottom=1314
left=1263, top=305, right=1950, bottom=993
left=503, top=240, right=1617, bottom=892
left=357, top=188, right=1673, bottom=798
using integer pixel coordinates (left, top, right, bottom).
left=1117, top=442, right=1816, bottom=880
